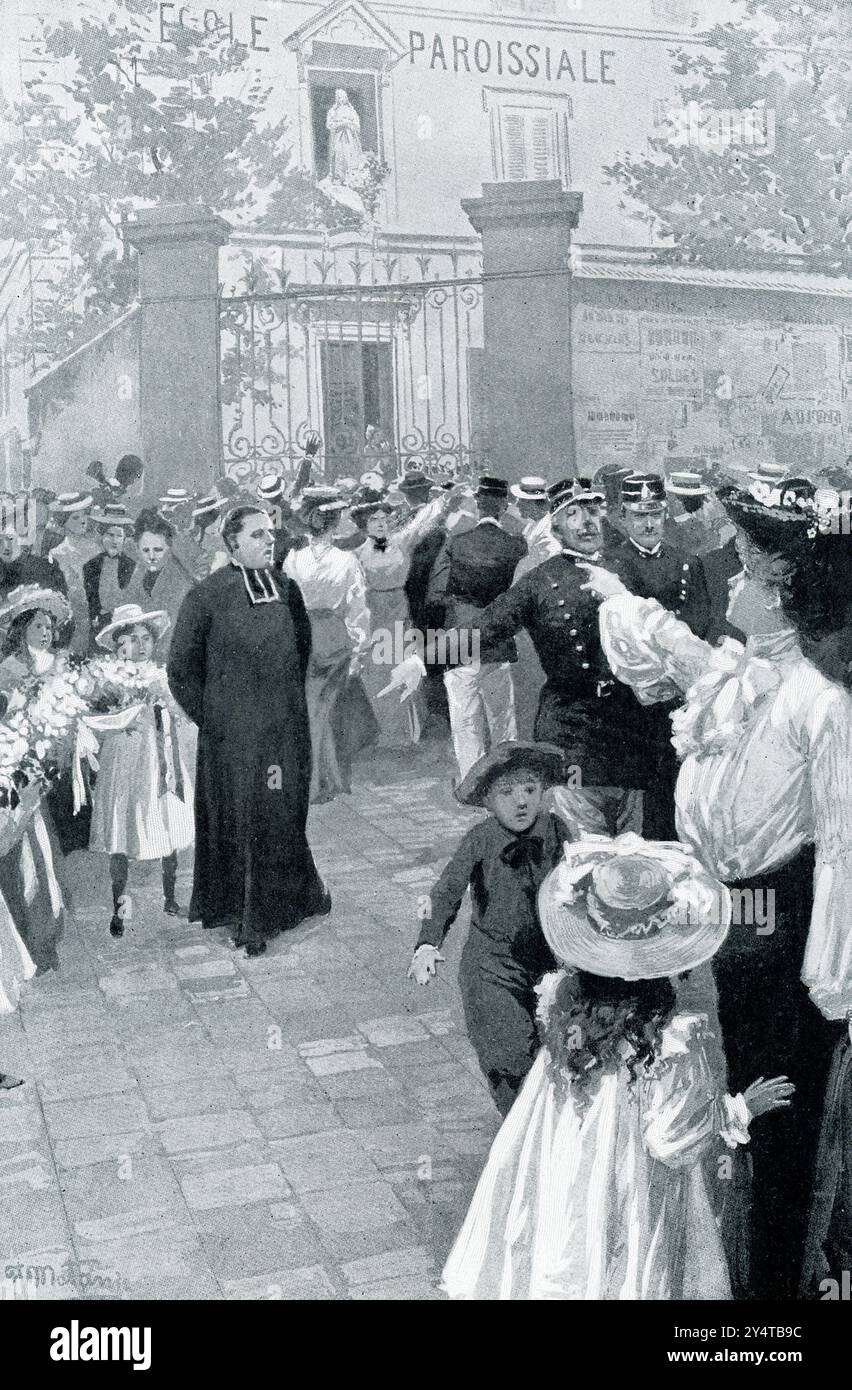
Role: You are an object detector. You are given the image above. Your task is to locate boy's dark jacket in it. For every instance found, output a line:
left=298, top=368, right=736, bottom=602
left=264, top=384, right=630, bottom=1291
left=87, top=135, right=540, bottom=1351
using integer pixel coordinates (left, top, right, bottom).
left=416, top=810, right=567, bottom=979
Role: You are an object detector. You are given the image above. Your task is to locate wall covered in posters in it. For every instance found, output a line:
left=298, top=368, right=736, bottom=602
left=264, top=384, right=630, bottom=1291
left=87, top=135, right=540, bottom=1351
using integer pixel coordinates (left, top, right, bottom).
left=570, top=282, right=852, bottom=479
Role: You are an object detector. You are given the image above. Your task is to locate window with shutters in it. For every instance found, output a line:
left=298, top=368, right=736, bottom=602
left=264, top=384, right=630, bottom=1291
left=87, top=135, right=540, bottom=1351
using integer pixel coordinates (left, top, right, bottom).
left=482, top=89, right=572, bottom=184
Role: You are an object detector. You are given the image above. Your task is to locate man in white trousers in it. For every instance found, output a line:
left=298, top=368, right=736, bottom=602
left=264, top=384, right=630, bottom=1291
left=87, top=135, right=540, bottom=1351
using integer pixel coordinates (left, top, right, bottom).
left=426, top=476, right=527, bottom=778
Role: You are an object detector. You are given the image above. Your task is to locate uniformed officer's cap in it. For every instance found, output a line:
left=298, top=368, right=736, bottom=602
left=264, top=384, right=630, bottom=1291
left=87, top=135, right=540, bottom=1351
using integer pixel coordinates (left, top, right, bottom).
left=621, top=474, right=667, bottom=512
left=548, top=477, right=605, bottom=516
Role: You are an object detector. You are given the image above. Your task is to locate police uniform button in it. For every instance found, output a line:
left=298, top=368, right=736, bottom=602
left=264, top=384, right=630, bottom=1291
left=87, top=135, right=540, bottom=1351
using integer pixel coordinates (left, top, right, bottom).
left=581, top=661, right=590, bottom=670
left=575, top=644, right=583, bottom=652
left=569, top=629, right=578, bottom=636
left=682, top=563, right=690, bottom=572
left=551, top=582, right=559, bottom=589
left=557, top=599, right=565, bottom=607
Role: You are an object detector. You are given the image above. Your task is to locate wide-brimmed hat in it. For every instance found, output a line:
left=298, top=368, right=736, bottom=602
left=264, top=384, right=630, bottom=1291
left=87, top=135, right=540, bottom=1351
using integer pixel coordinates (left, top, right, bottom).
left=666, top=471, right=710, bottom=499
left=621, top=474, right=667, bottom=512
left=91, top=502, right=134, bottom=530
left=335, top=477, right=360, bottom=498
left=510, top=476, right=549, bottom=502
left=539, top=834, right=731, bottom=981
left=96, top=603, right=170, bottom=649
left=454, top=742, right=566, bottom=808
left=51, top=491, right=93, bottom=515
left=548, top=477, right=605, bottom=516
left=256, top=474, right=285, bottom=505
left=0, top=584, right=71, bottom=631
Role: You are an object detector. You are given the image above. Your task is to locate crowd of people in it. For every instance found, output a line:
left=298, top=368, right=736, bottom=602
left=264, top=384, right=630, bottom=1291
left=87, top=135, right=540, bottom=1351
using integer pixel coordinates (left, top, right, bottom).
left=0, top=443, right=849, bottom=1304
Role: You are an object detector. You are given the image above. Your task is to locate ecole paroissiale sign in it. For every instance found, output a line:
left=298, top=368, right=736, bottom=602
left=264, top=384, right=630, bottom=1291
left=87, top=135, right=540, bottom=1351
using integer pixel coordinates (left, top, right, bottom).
left=154, top=5, right=617, bottom=85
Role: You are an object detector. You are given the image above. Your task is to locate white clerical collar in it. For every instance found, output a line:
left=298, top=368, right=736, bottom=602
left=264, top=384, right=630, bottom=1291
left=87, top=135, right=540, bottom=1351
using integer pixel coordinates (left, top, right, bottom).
left=477, top=517, right=502, bottom=528
left=562, top=548, right=601, bottom=563
left=230, top=561, right=280, bottom=605
left=629, top=538, right=662, bottom=557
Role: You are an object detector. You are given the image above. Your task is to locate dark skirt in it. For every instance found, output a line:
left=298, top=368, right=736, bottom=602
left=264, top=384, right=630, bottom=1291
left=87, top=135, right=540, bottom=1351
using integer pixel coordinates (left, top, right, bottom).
left=712, top=846, right=844, bottom=1300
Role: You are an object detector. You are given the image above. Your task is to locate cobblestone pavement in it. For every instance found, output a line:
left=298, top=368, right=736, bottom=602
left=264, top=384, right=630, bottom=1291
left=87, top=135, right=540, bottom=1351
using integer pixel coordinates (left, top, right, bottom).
left=0, top=742, right=500, bottom=1301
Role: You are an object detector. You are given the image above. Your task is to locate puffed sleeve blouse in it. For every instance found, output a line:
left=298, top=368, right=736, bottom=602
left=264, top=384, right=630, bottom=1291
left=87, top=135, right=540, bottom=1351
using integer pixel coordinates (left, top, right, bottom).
left=598, top=594, right=852, bottom=1022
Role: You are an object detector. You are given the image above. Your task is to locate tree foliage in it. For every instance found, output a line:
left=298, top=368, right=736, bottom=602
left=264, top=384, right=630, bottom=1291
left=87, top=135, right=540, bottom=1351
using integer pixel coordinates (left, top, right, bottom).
left=605, top=0, right=852, bottom=269
left=0, top=0, right=373, bottom=369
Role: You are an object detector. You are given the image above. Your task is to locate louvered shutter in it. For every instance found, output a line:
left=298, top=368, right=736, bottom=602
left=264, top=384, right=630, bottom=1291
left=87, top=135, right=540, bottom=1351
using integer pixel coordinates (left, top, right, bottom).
left=500, top=107, right=557, bottom=180
left=528, top=112, right=555, bottom=178
left=502, top=111, right=528, bottom=180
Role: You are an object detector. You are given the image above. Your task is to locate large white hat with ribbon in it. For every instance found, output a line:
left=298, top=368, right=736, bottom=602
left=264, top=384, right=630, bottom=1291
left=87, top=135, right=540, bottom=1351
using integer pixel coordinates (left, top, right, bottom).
left=538, top=834, right=731, bottom=981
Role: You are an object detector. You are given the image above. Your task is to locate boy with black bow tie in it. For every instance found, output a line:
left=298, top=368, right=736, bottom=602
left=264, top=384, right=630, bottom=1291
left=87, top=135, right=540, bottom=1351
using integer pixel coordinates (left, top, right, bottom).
left=408, top=742, right=570, bottom=1116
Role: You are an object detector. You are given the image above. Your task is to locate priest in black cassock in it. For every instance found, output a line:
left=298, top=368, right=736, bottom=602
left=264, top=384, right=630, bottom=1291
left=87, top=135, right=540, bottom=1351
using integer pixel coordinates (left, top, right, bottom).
left=167, top=505, right=330, bottom=956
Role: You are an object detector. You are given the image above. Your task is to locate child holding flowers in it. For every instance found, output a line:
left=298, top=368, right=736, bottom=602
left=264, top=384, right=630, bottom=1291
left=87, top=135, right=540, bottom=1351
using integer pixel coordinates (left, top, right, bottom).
left=82, top=603, right=194, bottom=937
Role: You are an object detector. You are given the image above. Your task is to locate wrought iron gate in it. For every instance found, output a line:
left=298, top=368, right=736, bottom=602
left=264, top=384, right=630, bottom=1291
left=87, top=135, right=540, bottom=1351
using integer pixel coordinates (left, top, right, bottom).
left=219, top=255, right=485, bottom=486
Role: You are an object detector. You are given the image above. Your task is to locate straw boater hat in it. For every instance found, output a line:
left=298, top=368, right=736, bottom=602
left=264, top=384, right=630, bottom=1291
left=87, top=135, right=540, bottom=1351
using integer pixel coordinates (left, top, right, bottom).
left=538, top=833, right=731, bottom=981
left=299, top=485, right=347, bottom=524
left=51, top=491, right=93, bottom=516
left=192, top=493, right=222, bottom=525
left=665, top=471, right=710, bottom=499
left=359, top=470, right=385, bottom=493
left=510, top=476, right=549, bottom=502
left=454, top=742, right=566, bottom=808
left=547, top=477, right=605, bottom=517
left=159, top=488, right=192, bottom=511
left=96, top=602, right=170, bottom=650
left=91, top=502, right=134, bottom=530
left=0, top=584, right=71, bottom=631
left=256, top=474, right=285, bottom=505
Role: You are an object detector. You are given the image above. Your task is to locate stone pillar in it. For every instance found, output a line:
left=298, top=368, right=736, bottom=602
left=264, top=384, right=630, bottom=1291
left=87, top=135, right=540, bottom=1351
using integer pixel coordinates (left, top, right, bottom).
left=125, top=204, right=230, bottom=499
left=462, top=181, right=583, bottom=482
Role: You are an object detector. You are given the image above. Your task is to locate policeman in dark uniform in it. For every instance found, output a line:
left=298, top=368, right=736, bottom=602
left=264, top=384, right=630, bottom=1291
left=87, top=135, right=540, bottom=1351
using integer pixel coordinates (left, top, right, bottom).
left=606, top=472, right=711, bottom=837
left=380, top=478, right=645, bottom=836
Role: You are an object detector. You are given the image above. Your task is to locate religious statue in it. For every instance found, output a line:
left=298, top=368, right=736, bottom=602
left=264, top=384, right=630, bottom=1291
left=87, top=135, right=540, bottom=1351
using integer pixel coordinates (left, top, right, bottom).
left=326, top=90, right=364, bottom=187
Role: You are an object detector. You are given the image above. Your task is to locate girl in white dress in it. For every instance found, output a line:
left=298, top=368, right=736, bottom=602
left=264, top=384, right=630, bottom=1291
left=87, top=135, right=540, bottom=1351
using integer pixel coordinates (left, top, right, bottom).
left=442, top=835, right=793, bottom=1300
left=86, top=604, right=193, bottom=938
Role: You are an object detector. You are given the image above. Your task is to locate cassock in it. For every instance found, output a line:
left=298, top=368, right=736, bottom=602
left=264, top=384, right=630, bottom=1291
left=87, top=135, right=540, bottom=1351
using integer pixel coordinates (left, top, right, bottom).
left=167, top=563, right=327, bottom=949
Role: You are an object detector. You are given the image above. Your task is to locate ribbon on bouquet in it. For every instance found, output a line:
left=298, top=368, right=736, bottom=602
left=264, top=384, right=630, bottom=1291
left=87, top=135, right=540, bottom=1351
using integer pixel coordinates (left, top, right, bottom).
left=152, top=703, right=186, bottom=803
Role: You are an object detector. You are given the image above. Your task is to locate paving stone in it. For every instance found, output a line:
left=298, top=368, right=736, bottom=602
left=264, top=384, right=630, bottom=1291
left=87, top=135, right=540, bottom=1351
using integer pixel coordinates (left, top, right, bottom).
left=304, top=1050, right=384, bottom=1078
left=180, top=1163, right=291, bottom=1212
left=62, top=1156, right=189, bottom=1245
left=270, top=1131, right=382, bottom=1192
left=331, top=1095, right=420, bottom=1130
left=221, top=1265, right=338, bottom=1300
left=341, top=1245, right=432, bottom=1285
left=254, top=1103, right=339, bottom=1140
left=140, top=1076, right=243, bottom=1121
left=195, top=1204, right=322, bottom=1279
left=43, top=1092, right=151, bottom=1142
left=300, top=1180, right=408, bottom=1234
left=355, top=1016, right=430, bottom=1047
left=349, top=1273, right=443, bottom=1301
left=53, top=1131, right=160, bottom=1171
left=157, top=1111, right=262, bottom=1154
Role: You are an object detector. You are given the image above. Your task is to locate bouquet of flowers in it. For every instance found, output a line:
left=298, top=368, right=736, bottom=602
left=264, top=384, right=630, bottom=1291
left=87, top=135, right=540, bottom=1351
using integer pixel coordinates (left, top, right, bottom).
left=83, top=658, right=171, bottom=715
left=0, top=665, right=91, bottom=809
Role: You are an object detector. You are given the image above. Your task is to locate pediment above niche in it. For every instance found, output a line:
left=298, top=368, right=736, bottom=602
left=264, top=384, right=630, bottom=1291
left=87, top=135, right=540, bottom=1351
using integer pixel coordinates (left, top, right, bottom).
left=285, top=0, right=406, bottom=73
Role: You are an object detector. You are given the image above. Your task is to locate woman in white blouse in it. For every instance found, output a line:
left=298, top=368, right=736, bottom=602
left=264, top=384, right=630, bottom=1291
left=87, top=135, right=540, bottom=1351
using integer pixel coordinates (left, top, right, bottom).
left=580, top=482, right=852, bottom=1300
left=284, top=489, right=375, bottom=802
